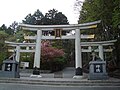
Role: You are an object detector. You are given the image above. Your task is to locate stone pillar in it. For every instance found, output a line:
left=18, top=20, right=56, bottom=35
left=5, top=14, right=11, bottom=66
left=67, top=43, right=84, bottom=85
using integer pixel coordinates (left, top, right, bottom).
left=34, top=30, right=42, bottom=68
left=73, top=28, right=83, bottom=78
left=15, top=45, right=20, bottom=62
left=98, top=44, right=104, bottom=60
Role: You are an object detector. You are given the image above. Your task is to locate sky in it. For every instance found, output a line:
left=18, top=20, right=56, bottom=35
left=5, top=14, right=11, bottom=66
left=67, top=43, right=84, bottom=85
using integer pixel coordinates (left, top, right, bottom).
left=0, top=0, right=84, bottom=27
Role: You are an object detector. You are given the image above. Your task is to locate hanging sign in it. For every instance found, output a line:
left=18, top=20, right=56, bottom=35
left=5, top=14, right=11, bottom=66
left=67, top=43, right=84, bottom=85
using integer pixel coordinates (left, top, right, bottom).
left=54, top=28, right=62, bottom=38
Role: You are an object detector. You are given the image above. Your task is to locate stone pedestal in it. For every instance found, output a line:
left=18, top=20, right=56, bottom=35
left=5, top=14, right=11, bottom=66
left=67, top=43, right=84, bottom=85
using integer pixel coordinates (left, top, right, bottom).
left=88, top=60, right=108, bottom=80
left=30, top=67, right=42, bottom=78
left=0, top=59, right=20, bottom=78
left=33, top=67, right=40, bottom=75
left=75, top=67, right=83, bottom=75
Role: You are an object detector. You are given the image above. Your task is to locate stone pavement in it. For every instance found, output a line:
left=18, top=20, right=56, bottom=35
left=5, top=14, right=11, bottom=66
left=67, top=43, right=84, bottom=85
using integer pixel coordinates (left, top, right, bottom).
left=20, top=67, right=76, bottom=78
left=0, top=67, right=120, bottom=86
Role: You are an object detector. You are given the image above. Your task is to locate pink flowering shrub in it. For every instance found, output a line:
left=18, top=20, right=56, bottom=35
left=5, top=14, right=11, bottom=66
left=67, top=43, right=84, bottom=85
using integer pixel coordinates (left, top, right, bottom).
left=41, top=41, right=66, bottom=71
left=41, top=41, right=65, bottom=61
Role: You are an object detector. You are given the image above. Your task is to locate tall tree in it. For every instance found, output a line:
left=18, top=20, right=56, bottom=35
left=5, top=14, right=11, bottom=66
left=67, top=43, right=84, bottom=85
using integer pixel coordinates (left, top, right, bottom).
left=77, top=0, right=115, bottom=40
left=0, top=31, right=8, bottom=65
left=23, top=9, right=69, bottom=25
left=54, top=12, right=69, bottom=25
left=112, top=0, right=120, bottom=28
left=0, top=22, right=19, bottom=35
left=22, top=9, right=44, bottom=25
left=76, top=0, right=120, bottom=73
left=9, top=21, right=19, bottom=34
left=0, top=24, right=7, bottom=32
left=112, top=0, right=120, bottom=37
left=22, top=13, right=36, bottom=25
left=37, top=9, right=69, bottom=25
left=0, top=24, right=14, bottom=35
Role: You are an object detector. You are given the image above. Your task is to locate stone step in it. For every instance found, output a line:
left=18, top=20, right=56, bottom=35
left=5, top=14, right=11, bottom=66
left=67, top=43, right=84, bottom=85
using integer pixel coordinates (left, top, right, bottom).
left=0, top=78, right=120, bottom=86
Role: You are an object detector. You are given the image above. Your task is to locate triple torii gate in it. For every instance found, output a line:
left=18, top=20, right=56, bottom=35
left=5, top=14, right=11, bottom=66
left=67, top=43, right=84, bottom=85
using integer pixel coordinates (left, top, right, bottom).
left=6, top=40, right=116, bottom=62
left=5, top=39, right=116, bottom=78
left=19, top=20, right=101, bottom=78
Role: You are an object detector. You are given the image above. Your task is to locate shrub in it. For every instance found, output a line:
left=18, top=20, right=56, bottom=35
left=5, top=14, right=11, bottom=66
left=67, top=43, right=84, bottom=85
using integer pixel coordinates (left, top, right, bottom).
left=40, top=40, right=66, bottom=72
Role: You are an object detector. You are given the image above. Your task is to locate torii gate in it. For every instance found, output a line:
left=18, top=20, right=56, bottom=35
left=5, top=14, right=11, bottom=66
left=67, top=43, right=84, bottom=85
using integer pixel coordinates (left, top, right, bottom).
left=19, top=20, right=101, bottom=78
left=5, top=39, right=116, bottom=78
left=6, top=40, right=116, bottom=63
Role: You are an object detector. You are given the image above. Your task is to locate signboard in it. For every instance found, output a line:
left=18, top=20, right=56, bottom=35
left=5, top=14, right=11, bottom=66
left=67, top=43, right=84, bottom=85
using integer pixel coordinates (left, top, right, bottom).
left=5, top=63, right=12, bottom=71
left=94, top=64, right=103, bottom=73
left=20, top=62, right=29, bottom=68
left=54, top=29, right=62, bottom=38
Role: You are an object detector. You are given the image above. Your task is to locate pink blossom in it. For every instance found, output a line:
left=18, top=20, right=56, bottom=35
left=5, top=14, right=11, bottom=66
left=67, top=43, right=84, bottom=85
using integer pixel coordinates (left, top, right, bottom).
left=41, top=40, right=65, bottom=62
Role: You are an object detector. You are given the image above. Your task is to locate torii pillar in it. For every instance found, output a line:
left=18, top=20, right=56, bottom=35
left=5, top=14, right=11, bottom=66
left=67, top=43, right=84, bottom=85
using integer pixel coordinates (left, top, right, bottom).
left=15, top=45, right=20, bottom=62
left=34, top=30, right=42, bottom=68
left=73, top=28, right=83, bottom=78
left=99, top=44, right=104, bottom=60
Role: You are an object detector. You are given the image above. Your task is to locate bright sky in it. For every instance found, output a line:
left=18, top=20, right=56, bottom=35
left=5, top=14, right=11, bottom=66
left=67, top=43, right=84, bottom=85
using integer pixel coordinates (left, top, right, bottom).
left=0, top=0, right=84, bottom=27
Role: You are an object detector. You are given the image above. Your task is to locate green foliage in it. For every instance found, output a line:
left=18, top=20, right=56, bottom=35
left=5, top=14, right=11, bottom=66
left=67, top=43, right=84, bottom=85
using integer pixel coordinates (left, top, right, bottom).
left=77, top=0, right=119, bottom=40
left=79, top=0, right=114, bottom=23
left=7, top=30, right=24, bottom=42
left=0, top=24, right=7, bottom=32
left=0, top=21, right=19, bottom=35
left=0, top=31, right=9, bottom=65
left=41, top=56, right=66, bottom=72
left=50, top=56, right=66, bottom=72
left=42, top=9, right=69, bottom=25
left=76, top=0, right=120, bottom=72
left=0, top=31, right=8, bottom=39
left=112, top=0, right=120, bottom=28
left=23, top=9, right=69, bottom=25
left=0, top=51, right=7, bottom=64
left=9, top=21, right=19, bottom=34
left=23, top=9, right=44, bottom=25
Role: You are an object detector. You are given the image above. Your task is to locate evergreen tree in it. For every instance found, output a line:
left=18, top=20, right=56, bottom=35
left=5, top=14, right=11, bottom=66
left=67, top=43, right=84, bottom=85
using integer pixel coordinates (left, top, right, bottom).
left=22, top=9, right=44, bottom=25
left=0, top=31, right=8, bottom=65
left=77, top=0, right=116, bottom=40
left=37, top=9, right=69, bottom=25
left=23, top=9, right=69, bottom=25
